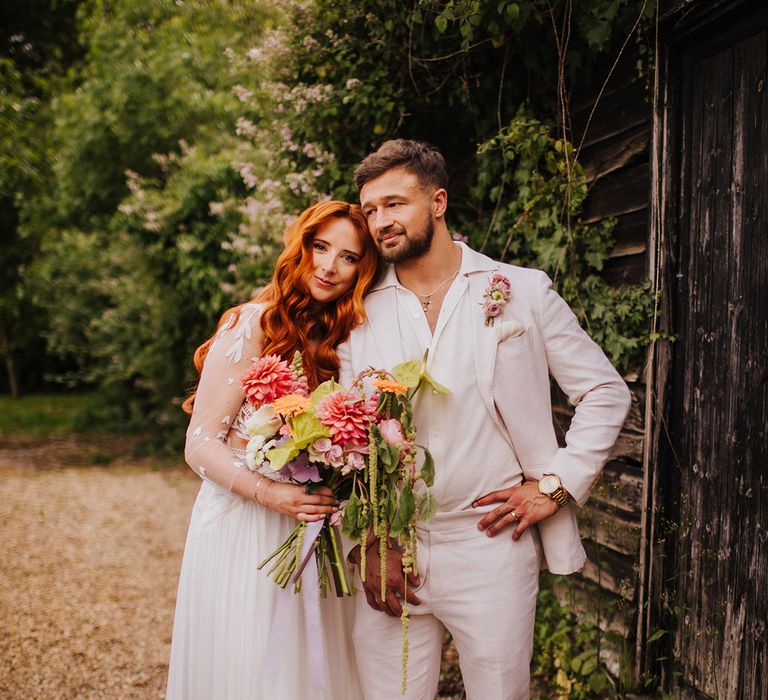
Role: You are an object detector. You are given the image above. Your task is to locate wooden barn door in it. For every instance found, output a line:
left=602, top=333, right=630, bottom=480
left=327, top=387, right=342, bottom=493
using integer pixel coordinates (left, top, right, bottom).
left=651, top=2, right=768, bottom=697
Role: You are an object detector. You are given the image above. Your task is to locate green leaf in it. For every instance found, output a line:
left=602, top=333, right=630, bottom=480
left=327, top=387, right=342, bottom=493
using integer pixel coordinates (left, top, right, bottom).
left=580, top=654, right=597, bottom=676
left=435, top=15, right=448, bottom=33
left=392, top=360, right=421, bottom=388
left=341, top=491, right=361, bottom=539
left=647, top=629, right=668, bottom=644
left=421, top=369, right=451, bottom=395
left=265, top=442, right=300, bottom=471
left=390, top=485, right=415, bottom=536
left=419, top=448, right=435, bottom=486
left=506, top=3, right=520, bottom=21
left=289, top=412, right=331, bottom=449
left=418, top=490, right=437, bottom=521
left=309, top=379, right=341, bottom=410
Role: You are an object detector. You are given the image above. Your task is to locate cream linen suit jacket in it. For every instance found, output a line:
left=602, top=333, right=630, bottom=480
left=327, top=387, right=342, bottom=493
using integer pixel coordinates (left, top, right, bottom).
left=338, top=243, right=632, bottom=574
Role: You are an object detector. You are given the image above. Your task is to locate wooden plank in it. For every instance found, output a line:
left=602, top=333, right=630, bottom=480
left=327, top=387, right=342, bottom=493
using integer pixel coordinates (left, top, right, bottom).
left=582, top=162, right=649, bottom=222
left=589, top=462, right=645, bottom=515
left=580, top=123, right=651, bottom=183
left=572, top=78, right=651, bottom=149
left=549, top=577, right=633, bottom=640
left=580, top=541, right=638, bottom=601
left=580, top=502, right=641, bottom=557
left=603, top=254, right=646, bottom=286
left=571, top=56, right=645, bottom=115
left=610, top=209, right=649, bottom=259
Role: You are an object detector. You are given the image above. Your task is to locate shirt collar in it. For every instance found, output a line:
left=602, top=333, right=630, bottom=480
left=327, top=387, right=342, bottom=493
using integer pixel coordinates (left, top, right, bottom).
left=370, top=241, right=497, bottom=292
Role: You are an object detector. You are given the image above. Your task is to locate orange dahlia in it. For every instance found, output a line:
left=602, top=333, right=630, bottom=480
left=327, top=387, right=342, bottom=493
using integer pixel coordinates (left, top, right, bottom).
left=371, top=378, right=408, bottom=395
left=273, top=394, right=310, bottom=418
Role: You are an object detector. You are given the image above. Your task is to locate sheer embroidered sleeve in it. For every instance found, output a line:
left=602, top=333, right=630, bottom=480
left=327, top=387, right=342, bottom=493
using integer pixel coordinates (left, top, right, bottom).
left=183, top=304, right=265, bottom=496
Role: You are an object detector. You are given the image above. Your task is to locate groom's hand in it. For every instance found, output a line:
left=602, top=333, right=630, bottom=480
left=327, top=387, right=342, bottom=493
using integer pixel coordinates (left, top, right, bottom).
left=350, top=542, right=421, bottom=617
left=473, top=481, right=559, bottom=539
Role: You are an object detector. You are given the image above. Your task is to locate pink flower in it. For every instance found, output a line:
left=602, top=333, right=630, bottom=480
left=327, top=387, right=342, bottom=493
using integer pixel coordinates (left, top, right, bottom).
left=326, top=444, right=345, bottom=468
left=482, top=273, right=511, bottom=326
left=345, top=451, right=366, bottom=472
left=289, top=375, right=310, bottom=397
left=315, top=390, right=376, bottom=446
left=490, top=273, right=512, bottom=296
left=379, top=419, right=407, bottom=449
left=241, top=354, right=293, bottom=408
left=484, top=301, right=504, bottom=318
left=308, top=437, right=333, bottom=462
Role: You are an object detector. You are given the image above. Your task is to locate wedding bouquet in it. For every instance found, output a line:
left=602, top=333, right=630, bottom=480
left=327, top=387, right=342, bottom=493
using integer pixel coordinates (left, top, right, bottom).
left=241, top=351, right=442, bottom=601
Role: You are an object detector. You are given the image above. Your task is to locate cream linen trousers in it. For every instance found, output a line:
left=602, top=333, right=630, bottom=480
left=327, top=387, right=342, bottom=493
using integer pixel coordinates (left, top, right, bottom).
left=352, top=510, right=540, bottom=700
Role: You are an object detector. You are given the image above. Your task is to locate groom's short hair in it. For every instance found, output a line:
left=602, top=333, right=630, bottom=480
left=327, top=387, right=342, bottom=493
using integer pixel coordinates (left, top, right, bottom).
left=354, top=139, right=449, bottom=193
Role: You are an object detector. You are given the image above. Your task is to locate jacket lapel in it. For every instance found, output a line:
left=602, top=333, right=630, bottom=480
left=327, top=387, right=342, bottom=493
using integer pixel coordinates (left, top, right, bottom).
left=467, top=270, right=515, bottom=449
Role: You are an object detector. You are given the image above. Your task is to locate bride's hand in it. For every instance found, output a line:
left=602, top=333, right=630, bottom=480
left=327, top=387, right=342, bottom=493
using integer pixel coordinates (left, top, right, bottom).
left=257, top=481, right=338, bottom=522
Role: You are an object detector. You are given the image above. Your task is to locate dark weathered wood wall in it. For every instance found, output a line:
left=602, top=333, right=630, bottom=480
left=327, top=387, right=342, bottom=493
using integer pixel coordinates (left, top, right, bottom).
left=646, top=1, right=768, bottom=697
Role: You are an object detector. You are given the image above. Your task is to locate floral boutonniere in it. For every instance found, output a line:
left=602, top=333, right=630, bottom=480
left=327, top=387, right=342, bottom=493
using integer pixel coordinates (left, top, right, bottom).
left=482, top=272, right=511, bottom=326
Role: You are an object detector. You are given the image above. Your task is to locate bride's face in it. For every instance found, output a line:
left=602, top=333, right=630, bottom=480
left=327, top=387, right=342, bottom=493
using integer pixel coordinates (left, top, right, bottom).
left=307, top=217, right=364, bottom=303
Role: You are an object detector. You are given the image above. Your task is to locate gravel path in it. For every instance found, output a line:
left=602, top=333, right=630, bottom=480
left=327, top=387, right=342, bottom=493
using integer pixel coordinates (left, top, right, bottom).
left=0, top=436, right=199, bottom=699
left=0, top=436, right=466, bottom=699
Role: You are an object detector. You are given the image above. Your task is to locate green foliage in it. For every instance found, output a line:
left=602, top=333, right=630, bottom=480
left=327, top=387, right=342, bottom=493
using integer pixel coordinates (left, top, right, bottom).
left=269, top=0, right=655, bottom=372
left=50, top=0, right=274, bottom=227
left=472, top=111, right=654, bottom=370
left=6, top=0, right=655, bottom=449
left=20, top=0, right=283, bottom=434
left=533, top=576, right=629, bottom=699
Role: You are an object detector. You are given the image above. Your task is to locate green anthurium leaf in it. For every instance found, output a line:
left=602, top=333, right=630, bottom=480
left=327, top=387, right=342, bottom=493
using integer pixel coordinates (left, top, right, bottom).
left=390, top=485, right=415, bottom=537
left=419, top=448, right=435, bottom=487
left=308, top=379, right=341, bottom=410
left=265, top=442, right=300, bottom=471
left=420, top=369, right=451, bottom=395
left=392, top=360, right=421, bottom=388
left=289, top=412, right=331, bottom=449
left=418, top=490, right=437, bottom=521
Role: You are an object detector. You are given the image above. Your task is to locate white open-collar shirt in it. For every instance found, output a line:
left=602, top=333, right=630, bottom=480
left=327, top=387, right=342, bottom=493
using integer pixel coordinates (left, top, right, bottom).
left=369, top=243, right=522, bottom=523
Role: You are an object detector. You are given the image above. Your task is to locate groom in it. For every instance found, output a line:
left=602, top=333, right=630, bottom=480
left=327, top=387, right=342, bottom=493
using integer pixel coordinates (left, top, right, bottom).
left=337, top=139, right=631, bottom=699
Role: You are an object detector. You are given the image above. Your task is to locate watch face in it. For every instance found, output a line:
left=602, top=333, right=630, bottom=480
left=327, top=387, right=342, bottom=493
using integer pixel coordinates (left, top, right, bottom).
left=539, top=475, right=559, bottom=494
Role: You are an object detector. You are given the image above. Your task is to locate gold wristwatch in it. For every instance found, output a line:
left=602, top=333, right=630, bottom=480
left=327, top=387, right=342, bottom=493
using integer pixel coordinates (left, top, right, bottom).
left=538, top=473, right=570, bottom=508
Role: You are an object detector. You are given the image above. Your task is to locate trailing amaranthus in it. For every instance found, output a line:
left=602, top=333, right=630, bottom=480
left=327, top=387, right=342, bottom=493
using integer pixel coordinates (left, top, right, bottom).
left=342, top=355, right=445, bottom=692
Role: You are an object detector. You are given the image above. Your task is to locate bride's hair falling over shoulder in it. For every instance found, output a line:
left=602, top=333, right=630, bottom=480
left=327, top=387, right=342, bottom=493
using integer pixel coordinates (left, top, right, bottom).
left=182, top=201, right=380, bottom=413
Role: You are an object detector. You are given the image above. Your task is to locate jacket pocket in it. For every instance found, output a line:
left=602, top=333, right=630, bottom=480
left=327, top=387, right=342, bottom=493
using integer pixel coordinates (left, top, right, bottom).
left=496, top=329, right=532, bottom=357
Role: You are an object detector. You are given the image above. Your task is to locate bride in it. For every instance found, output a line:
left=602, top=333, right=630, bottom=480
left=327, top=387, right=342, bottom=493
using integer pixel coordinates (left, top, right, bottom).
left=167, top=201, right=380, bottom=699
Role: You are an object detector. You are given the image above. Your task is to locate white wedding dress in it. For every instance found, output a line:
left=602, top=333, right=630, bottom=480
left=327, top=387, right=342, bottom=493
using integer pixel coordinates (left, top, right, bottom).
left=166, top=304, right=361, bottom=699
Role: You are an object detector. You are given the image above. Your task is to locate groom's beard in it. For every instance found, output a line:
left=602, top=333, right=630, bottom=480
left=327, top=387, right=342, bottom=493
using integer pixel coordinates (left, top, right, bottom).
left=377, top=214, right=434, bottom=264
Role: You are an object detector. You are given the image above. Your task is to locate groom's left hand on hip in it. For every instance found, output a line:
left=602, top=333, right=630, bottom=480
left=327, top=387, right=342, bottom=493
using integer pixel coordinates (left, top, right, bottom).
left=472, top=481, right=559, bottom=539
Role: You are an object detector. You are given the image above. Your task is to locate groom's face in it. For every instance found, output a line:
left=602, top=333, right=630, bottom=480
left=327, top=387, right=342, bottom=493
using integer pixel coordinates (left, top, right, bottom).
left=360, top=167, right=438, bottom=264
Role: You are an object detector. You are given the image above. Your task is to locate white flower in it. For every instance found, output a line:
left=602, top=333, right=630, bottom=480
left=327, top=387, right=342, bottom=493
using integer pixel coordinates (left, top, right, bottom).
left=246, top=435, right=277, bottom=471
left=244, top=404, right=281, bottom=438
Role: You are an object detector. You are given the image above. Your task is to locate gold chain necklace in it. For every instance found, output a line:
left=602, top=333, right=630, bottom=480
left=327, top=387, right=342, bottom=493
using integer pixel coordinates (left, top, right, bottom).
left=416, top=270, right=459, bottom=312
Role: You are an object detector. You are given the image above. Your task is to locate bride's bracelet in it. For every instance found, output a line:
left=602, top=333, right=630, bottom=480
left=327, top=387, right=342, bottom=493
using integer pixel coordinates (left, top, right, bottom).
left=253, top=474, right=268, bottom=505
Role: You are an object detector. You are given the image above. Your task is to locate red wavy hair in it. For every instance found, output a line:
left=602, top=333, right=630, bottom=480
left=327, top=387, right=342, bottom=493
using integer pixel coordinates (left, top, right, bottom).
left=183, top=201, right=379, bottom=414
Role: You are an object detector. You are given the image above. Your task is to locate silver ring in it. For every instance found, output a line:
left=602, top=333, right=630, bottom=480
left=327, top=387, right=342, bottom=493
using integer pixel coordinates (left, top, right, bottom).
left=511, top=511, right=517, bottom=519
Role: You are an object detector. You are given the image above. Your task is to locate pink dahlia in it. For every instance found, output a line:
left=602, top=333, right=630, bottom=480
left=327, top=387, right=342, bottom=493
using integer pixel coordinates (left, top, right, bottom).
left=241, top=354, right=293, bottom=408
left=315, top=390, right=376, bottom=446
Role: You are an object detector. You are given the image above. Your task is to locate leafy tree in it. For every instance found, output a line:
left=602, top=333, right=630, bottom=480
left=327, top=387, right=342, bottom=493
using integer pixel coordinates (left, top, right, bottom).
left=0, top=0, right=85, bottom=396
left=26, top=0, right=279, bottom=435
